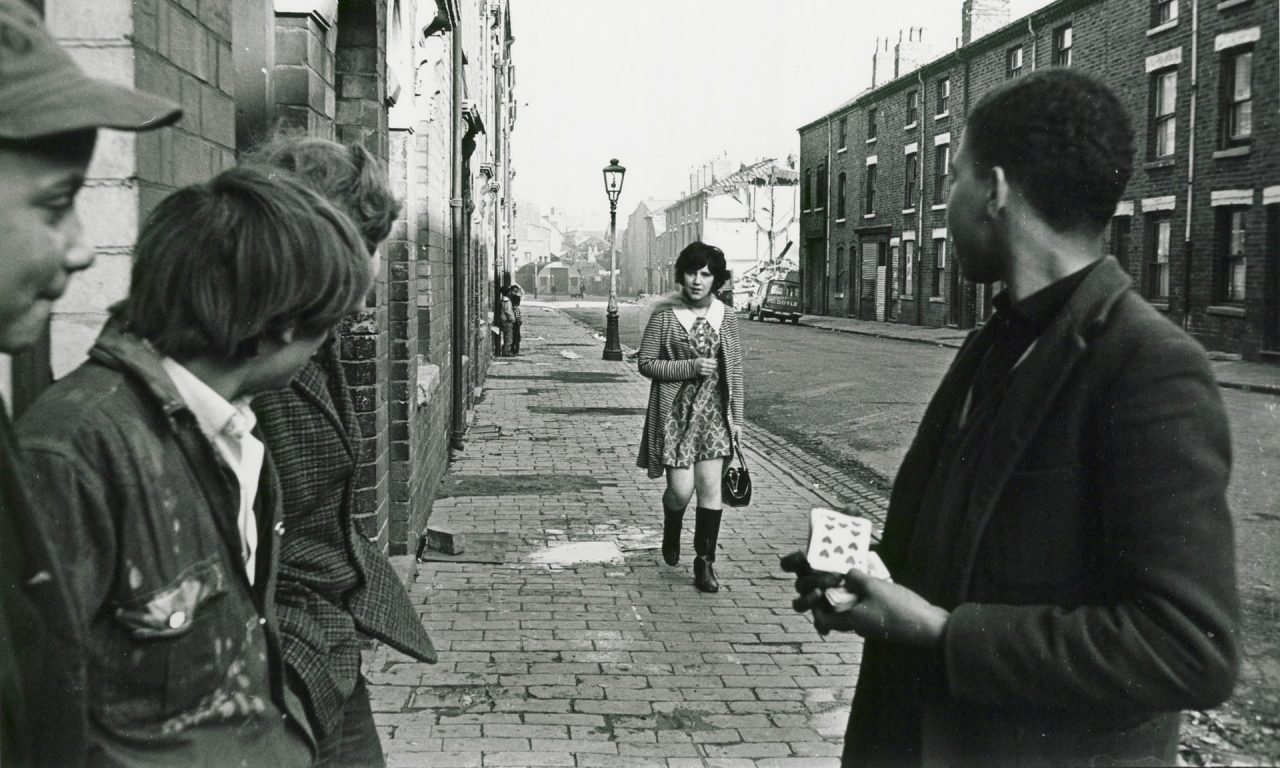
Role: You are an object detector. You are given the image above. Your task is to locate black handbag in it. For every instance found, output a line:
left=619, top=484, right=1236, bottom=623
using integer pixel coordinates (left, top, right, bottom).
left=722, top=436, right=752, bottom=507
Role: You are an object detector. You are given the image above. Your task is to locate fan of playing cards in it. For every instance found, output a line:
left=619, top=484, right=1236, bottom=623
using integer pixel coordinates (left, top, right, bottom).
left=805, top=507, right=892, bottom=611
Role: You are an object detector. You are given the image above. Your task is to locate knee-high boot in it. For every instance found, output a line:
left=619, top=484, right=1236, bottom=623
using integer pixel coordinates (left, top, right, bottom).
left=693, top=507, right=722, bottom=593
left=661, top=503, right=684, bottom=566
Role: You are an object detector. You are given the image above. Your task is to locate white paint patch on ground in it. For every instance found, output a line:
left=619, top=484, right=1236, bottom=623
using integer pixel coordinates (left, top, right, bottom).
left=526, top=541, right=624, bottom=565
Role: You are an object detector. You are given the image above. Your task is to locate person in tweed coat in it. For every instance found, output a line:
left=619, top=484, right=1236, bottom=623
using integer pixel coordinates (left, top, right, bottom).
left=249, top=137, right=436, bottom=767
left=637, top=242, right=745, bottom=593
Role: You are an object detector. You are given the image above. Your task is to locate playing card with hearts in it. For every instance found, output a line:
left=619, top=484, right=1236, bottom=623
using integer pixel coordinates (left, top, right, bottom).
left=805, top=507, right=872, bottom=575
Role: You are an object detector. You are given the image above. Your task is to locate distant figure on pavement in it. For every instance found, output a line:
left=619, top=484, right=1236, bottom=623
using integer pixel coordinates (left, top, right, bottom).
left=0, top=2, right=180, bottom=764
left=508, top=283, right=524, bottom=355
left=247, top=135, right=437, bottom=768
left=498, top=286, right=516, bottom=356
left=17, top=167, right=372, bottom=766
left=784, top=68, right=1239, bottom=767
left=637, top=241, right=744, bottom=593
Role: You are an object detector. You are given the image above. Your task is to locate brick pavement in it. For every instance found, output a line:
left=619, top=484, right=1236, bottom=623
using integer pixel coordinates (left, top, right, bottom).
left=368, top=307, right=878, bottom=767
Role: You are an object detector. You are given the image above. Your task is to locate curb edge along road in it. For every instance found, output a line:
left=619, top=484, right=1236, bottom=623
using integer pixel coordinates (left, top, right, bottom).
left=797, top=318, right=1280, bottom=398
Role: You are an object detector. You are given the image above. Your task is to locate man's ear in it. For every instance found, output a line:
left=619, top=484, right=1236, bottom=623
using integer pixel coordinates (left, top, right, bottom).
left=987, top=165, right=1010, bottom=218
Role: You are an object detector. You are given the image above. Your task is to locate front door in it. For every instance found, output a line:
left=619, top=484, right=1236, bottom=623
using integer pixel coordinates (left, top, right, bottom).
left=875, top=242, right=889, bottom=321
left=805, top=238, right=827, bottom=315
left=1266, top=205, right=1280, bottom=352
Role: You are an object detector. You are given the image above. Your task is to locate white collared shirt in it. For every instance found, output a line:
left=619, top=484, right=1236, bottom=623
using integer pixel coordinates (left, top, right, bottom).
left=671, top=297, right=726, bottom=335
left=160, top=358, right=264, bottom=584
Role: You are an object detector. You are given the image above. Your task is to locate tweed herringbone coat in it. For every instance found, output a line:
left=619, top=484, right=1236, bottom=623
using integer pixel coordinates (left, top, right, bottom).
left=254, top=341, right=436, bottom=738
left=636, top=297, right=744, bottom=479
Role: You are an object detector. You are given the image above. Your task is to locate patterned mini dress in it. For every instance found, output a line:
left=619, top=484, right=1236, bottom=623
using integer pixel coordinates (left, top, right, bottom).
left=662, top=315, right=733, bottom=468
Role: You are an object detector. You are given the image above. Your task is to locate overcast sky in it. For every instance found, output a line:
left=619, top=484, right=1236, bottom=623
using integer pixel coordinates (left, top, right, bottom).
left=507, top=0, right=1053, bottom=222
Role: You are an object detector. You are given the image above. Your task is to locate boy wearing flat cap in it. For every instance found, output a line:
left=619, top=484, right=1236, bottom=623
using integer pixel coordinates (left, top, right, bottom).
left=0, top=1, right=181, bottom=765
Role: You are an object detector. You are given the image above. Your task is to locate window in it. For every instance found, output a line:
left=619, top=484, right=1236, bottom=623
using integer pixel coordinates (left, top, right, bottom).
left=802, top=169, right=811, bottom=209
left=1147, top=215, right=1172, bottom=299
left=906, top=90, right=919, bottom=126
left=1007, top=46, right=1024, bottom=78
left=838, top=116, right=848, bottom=149
left=936, top=77, right=950, bottom=115
left=837, top=172, right=847, bottom=219
left=1150, top=69, right=1177, bottom=158
left=1111, top=216, right=1132, bottom=272
left=932, top=239, right=947, bottom=298
left=904, top=152, right=918, bottom=210
left=867, top=107, right=878, bottom=140
left=1152, top=0, right=1177, bottom=26
left=933, top=144, right=950, bottom=205
left=903, top=239, right=915, bottom=296
left=1053, top=24, right=1073, bottom=66
left=1217, top=208, right=1247, bottom=302
left=1219, top=50, right=1252, bottom=149
left=816, top=164, right=827, bottom=209
left=864, top=163, right=877, bottom=215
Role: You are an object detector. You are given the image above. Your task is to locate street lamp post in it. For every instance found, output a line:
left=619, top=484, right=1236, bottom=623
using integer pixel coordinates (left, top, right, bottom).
left=602, top=158, right=626, bottom=361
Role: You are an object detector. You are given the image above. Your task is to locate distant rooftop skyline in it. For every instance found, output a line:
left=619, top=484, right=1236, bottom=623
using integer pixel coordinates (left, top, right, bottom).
left=508, top=0, right=1053, bottom=217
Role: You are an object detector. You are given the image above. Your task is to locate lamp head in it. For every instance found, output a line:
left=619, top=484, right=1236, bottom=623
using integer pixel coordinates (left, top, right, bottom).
left=602, top=158, right=626, bottom=206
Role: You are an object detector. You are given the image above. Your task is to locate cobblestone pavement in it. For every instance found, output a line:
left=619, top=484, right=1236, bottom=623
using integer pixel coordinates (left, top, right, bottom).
left=368, top=307, right=877, bottom=767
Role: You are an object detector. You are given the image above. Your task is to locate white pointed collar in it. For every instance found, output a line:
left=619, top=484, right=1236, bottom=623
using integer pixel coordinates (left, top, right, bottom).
left=672, top=298, right=725, bottom=334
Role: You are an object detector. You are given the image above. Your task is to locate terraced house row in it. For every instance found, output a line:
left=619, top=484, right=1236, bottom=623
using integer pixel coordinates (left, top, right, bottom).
left=0, top=0, right=517, bottom=556
left=799, top=0, right=1280, bottom=360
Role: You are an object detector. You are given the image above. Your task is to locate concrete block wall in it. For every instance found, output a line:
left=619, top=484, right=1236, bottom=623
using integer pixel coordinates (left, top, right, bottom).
left=272, top=11, right=336, bottom=138
left=45, top=0, right=236, bottom=377
left=30, top=0, right=513, bottom=555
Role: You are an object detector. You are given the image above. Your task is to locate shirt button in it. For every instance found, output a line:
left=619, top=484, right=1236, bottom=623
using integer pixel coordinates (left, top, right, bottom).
left=168, top=611, right=187, bottom=629
left=259, top=618, right=267, bottom=626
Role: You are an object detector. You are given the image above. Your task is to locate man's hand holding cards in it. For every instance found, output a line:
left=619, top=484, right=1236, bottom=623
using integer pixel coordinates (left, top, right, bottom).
left=804, top=507, right=891, bottom=611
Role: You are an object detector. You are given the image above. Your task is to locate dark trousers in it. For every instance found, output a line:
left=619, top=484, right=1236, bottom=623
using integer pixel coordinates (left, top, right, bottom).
left=314, top=675, right=385, bottom=768
left=511, top=322, right=522, bottom=354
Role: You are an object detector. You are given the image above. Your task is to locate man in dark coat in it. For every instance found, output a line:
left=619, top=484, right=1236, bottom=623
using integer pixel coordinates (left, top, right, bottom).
left=0, top=2, right=180, bottom=764
left=785, top=68, right=1239, bottom=767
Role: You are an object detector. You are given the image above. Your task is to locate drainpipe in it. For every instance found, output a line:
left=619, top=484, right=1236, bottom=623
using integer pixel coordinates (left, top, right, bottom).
left=916, top=68, right=926, bottom=326
left=825, top=115, right=833, bottom=316
left=450, top=0, right=466, bottom=450
left=1027, top=15, right=1036, bottom=69
left=1183, top=0, right=1199, bottom=330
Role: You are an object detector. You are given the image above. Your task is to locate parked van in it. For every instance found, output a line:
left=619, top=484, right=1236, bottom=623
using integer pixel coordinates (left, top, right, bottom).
left=746, top=272, right=801, bottom=323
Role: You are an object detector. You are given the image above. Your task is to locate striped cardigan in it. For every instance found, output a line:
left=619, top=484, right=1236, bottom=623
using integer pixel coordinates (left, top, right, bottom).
left=635, top=297, right=745, bottom=478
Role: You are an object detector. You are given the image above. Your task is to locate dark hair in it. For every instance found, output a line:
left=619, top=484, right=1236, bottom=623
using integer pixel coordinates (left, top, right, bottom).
left=245, top=132, right=401, bottom=251
left=963, top=68, right=1133, bottom=233
left=122, top=165, right=372, bottom=361
left=674, top=241, right=730, bottom=291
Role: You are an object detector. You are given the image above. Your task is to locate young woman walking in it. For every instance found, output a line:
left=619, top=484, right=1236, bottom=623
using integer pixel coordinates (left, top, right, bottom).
left=637, top=241, right=744, bottom=592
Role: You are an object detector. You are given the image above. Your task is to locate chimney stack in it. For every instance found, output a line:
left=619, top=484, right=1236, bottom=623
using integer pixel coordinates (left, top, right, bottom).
left=961, top=0, right=1011, bottom=45
left=894, top=26, right=928, bottom=78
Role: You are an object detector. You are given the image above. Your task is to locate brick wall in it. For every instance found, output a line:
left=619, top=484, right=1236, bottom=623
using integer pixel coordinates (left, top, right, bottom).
left=46, top=0, right=235, bottom=377
left=334, top=0, right=391, bottom=546
left=799, top=0, right=1280, bottom=359
left=410, top=35, right=455, bottom=553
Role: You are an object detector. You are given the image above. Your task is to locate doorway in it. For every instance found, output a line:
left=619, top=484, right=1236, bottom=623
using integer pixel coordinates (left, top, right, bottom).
left=1265, top=205, right=1280, bottom=353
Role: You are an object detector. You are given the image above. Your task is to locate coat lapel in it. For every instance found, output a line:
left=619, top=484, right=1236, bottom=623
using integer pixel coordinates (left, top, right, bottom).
left=878, top=326, right=992, bottom=566
left=950, top=258, right=1133, bottom=598
left=290, top=344, right=355, bottom=460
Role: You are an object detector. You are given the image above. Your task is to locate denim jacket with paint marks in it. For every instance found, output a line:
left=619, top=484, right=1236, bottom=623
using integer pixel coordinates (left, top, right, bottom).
left=15, top=325, right=313, bottom=767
